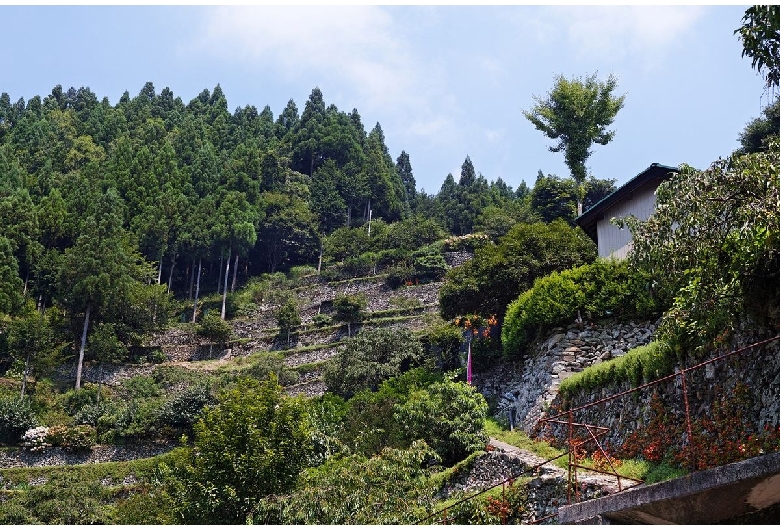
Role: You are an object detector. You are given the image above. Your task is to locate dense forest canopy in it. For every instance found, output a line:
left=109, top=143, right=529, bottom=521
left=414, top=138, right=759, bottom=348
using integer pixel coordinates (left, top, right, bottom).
left=0, top=81, right=617, bottom=393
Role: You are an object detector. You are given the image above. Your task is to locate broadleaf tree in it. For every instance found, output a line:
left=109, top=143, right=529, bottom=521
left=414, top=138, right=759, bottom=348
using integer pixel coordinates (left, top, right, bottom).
left=523, top=73, right=625, bottom=215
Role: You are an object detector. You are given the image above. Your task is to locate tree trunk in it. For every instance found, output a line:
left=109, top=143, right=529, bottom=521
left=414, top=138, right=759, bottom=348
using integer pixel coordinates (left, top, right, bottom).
left=75, top=304, right=91, bottom=390
left=167, top=255, right=176, bottom=294
left=157, top=254, right=163, bottom=285
left=21, top=350, right=30, bottom=398
left=184, top=258, right=195, bottom=302
left=192, top=258, right=202, bottom=323
left=217, top=252, right=224, bottom=294
left=231, top=253, right=239, bottom=293
left=317, top=240, right=323, bottom=275
left=221, top=247, right=231, bottom=320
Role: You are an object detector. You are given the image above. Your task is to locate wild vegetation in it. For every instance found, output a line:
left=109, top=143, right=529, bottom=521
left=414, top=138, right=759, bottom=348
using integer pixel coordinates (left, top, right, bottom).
left=1, top=6, right=779, bottom=522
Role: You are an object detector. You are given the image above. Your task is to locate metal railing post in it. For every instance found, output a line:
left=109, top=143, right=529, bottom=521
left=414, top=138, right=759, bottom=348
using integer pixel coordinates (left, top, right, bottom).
left=679, top=368, right=696, bottom=471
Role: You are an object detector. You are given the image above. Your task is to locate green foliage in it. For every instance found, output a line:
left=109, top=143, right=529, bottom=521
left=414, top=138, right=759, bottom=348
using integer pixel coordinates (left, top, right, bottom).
left=332, top=293, right=366, bottom=336
left=627, top=146, right=780, bottom=356
left=237, top=352, right=299, bottom=386
left=87, top=322, right=128, bottom=363
left=276, top=296, right=301, bottom=337
left=523, top=73, right=625, bottom=211
left=323, top=328, right=427, bottom=398
left=738, top=97, right=780, bottom=154
left=558, top=342, right=674, bottom=401
left=413, top=250, right=449, bottom=282
left=156, top=383, right=215, bottom=430
left=254, top=440, right=440, bottom=524
left=502, top=259, right=661, bottom=355
left=385, top=263, right=416, bottom=288
left=394, top=378, right=489, bottom=466
left=0, top=236, right=24, bottom=315
left=0, top=395, right=37, bottom=443
left=735, top=5, right=780, bottom=89
left=160, top=376, right=313, bottom=524
left=419, top=315, right=464, bottom=371
left=0, top=454, right=168, bottom=524
left=312, top=313, right=331, bottom=327
left=529, top=172, right=577, bottom=224
left=439, top=220, right=596, bottom=321
left=0, top=473, right=110, bottom=523
left=196, top=312, right=232, bottom=344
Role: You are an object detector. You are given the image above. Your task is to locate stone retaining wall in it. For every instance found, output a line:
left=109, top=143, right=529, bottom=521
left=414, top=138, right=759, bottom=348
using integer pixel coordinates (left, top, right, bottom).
left=475, top=319, right=658, bottom=434
left=542, top=327, right=780, bottom=450
left=0, top=442, right=173, bottom=470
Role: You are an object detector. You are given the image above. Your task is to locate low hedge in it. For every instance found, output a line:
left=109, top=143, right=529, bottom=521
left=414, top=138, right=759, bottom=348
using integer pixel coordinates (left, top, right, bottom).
left=558, top=341, right=674, bottom=402
left=502, top=259, right=661, bottom=356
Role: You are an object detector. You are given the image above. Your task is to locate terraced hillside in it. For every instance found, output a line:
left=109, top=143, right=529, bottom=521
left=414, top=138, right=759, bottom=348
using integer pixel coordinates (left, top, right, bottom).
left=128, top=275, right=445, bottom=397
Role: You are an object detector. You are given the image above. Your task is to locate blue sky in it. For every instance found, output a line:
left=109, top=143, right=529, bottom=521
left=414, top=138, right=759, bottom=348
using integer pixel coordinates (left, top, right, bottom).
left=0, top=5, right=768, bottom=194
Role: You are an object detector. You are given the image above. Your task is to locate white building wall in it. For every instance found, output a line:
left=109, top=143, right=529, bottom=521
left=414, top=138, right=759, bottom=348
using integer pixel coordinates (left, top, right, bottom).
left=595, top=182, right=659, bottom=259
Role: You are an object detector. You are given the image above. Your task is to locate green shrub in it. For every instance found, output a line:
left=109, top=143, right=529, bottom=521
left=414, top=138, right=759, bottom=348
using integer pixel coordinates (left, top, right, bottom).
left=0, top=396, right=37, bottom=443
left=559, top=341, right=674, bottom=401
left=148, top=349, right=167, bottom=364
left=45, top=424, right=96, bottom=451
left=413, top=252, right=448, bottom=282
left=385, top=263, right=415, bottom=288
left=240, top=352, right=299, bottom=386
left=73, top=401, right=116, bottom=427
left=312, top=313, right=331, bottom=327
left=197, top=312, right=232, bottom=344
left=332, top=293, right=367, bottom=336
left=502, top=259, right=661, bottom=356
left=323, top=328, right=427, bottom=398
left=439, top=220, right=596, bottom=320
left=122, top=375, right=161, bottom=399
left=394, top=378, right=489, bottom=466
left=156, top=384, right=215, bottom=429
left=62, top=385, right=109, bottom=417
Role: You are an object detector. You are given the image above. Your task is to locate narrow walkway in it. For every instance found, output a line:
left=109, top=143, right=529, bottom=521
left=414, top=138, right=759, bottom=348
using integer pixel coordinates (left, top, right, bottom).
left=488, top=437, right=641, bottom=494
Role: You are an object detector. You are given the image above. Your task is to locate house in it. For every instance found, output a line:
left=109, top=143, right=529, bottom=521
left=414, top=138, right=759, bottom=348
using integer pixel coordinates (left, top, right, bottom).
left=576, top=163, right=678, bottom=259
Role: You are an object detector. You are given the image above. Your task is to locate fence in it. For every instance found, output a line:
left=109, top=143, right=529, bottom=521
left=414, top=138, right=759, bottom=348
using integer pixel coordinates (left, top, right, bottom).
left=416, top=334, right=780, bottom=524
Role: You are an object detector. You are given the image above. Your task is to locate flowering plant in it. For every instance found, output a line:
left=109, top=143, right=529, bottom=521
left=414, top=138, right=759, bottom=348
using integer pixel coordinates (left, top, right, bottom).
left=22, top=426, right=51, bottom=452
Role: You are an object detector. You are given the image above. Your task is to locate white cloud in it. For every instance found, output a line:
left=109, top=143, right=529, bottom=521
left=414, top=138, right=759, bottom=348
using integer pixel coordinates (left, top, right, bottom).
left=190, top=5, right=468, bottom=152
left=193, top=6, right=418, bottom=110
left=539, top=6, right=707, bottom=68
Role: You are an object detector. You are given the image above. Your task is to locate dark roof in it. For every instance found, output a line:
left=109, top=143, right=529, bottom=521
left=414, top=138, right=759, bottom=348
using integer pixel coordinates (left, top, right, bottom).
left=575, top=163, right=678, bottom=241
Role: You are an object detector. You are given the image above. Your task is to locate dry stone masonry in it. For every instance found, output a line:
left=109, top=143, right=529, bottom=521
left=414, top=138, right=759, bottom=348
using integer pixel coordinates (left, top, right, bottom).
left=475, top=319, right=658, bottom=434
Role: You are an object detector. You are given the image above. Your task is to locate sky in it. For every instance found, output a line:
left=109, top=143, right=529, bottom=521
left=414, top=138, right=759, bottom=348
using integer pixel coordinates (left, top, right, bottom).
left=0, top=4, right=769, bottom=195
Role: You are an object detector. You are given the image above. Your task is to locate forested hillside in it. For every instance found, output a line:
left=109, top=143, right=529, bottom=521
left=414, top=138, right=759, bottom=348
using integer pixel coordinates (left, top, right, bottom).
left=0, top=82, right=615, bottom=379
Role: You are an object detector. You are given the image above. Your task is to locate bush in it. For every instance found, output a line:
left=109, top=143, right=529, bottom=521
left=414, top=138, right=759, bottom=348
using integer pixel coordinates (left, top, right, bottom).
left=413, top=252, right=448, bottom=282
left=385, top=263, right=415, bottom=289
left=312, top=313, right=331, bottom=327
left=323, top=328, right=427, bottom=398
left=559, top=341, right=674, bottom=401
left=502, top=259, right=661, bottom=356
left=161, top=376, right=314, bottom=524
left=241, top=352, right=299, bottom=386
left=332, top=293, right=367, bottom=336
left=394, top=378, right=489, bottom=466
left=276, top=297, right=301, bottom=339
left=148, top=349, right=167, bottom=364
left=46, top=424, right=96, bottom=451
left=197, top=312, right=232, bottom=344
left=0, top=395, right=38, bottom=443
left=156, top=384, right=215, bottom=430
left=439, top=220, right=596, bottom=321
